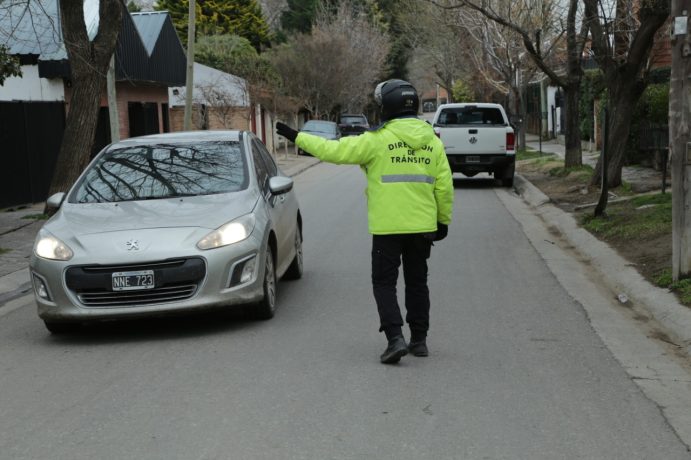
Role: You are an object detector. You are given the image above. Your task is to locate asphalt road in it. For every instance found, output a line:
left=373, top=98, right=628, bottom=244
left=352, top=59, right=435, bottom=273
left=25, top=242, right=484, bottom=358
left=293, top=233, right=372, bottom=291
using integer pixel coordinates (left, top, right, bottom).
left=1, top=163, right=690, bottom=460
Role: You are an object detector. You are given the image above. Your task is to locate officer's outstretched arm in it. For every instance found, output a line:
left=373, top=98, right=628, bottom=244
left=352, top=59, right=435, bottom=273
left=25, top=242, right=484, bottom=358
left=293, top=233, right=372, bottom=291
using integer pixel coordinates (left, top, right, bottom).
left=295, top=133, right=373, bottom=165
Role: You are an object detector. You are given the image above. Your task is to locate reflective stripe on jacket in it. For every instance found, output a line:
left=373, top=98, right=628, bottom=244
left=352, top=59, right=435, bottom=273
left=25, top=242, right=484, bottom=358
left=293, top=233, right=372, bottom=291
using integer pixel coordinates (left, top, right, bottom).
left=295, top=117, right=454, bottom=235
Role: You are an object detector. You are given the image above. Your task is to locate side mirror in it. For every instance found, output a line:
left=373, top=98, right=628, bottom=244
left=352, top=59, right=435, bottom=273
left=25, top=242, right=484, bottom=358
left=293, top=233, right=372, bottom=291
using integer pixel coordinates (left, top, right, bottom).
left=268, top=176, right=294, bottom=195
left=46, top=192, right=66, bottom=209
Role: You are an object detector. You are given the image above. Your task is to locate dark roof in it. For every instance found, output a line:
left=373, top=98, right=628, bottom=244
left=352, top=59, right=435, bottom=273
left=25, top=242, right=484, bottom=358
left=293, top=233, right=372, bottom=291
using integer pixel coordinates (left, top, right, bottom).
left=0, top=0, right=185, bottom=86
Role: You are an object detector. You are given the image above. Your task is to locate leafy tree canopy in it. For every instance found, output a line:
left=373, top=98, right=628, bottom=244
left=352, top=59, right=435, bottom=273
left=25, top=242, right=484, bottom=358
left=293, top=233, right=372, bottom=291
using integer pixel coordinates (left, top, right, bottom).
left=451, top=80, right=474, bottom=103
left=156, top=0, right=271, bottom=50
left=0, top=45, right=21, bottom=86
left=195, top=34, right=279, bottom=84
left=127, top=1, right=142, bottom=12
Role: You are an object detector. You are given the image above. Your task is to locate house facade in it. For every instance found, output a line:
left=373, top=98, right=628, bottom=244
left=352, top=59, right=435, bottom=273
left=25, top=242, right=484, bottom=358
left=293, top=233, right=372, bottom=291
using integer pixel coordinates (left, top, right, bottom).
left=0, top=1, right=186, bottom=208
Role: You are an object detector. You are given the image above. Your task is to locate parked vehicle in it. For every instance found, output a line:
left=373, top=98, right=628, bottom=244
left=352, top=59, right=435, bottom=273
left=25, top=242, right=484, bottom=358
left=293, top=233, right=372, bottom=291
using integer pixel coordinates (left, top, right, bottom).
left=30, top=131, right=304, bottom=333
left=338, top=113, right=369, bottom=136
left=432, top=103, right=516, bottom=187
left=298, top=120, right=341, bottom=155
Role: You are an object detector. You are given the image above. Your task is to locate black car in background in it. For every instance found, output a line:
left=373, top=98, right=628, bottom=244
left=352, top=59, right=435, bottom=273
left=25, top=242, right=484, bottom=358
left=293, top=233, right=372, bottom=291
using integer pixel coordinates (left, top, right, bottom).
left=338, top=114, right=369, bottom=136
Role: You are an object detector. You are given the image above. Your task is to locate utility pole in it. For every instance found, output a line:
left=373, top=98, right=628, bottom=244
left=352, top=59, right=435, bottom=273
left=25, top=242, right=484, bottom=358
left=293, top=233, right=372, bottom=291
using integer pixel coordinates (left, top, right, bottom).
left=671, top=1, right=691, bottom=281
left=183, top=0, right=196, bottom=131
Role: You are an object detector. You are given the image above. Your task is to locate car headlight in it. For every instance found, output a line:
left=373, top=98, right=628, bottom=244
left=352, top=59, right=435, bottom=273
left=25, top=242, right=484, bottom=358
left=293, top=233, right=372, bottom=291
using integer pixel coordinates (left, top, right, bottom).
left=197, top=214, right=256, bottom=250
left=34, top=229, right=74, bottom=261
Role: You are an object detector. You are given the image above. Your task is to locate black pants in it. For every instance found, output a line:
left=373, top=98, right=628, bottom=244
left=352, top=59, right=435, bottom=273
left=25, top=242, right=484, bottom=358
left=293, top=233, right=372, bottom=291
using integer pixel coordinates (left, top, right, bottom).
left=371, top=234, right=433, bottom=341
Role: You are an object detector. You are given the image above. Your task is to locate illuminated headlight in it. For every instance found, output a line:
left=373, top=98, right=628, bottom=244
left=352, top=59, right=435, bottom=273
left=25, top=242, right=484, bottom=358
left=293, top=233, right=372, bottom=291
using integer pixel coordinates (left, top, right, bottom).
left=197, top=214, right=256, bottom=250
left=34, top=229, right=74, bottom=261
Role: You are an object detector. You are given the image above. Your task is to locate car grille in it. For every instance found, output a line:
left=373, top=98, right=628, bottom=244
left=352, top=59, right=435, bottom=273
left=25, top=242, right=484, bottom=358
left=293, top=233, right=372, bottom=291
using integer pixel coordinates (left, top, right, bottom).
left=65, top=258, right=206, bottom=308
left=77, top=284, right=199, bottom=307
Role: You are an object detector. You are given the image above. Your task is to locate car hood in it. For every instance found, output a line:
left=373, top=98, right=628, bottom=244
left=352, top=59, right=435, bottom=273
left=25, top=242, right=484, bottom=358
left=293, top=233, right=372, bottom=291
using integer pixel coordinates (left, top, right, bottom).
left=46, top=190, right=259, bottom=238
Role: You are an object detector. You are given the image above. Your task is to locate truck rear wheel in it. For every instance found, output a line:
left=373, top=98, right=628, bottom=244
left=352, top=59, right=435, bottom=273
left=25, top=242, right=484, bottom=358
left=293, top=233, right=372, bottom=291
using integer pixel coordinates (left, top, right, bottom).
left=498, top=160, right=515, bottom=187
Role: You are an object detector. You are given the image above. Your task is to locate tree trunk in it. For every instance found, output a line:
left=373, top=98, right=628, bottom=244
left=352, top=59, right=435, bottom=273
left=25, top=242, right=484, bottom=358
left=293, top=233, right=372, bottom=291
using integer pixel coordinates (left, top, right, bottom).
left=50, top=75, right=104, bottom=193
left=562, top=83, right=582, bottom=168
left=591, top=79, right=644, bottom=188
left=48, top=0, right=122, bottom=196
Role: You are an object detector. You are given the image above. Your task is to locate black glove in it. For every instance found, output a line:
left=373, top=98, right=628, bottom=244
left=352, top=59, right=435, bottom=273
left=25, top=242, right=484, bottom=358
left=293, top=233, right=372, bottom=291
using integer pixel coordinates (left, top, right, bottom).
left=434, top=222, right=448, bottom=241
left=276, top=122, right=298, bottom=142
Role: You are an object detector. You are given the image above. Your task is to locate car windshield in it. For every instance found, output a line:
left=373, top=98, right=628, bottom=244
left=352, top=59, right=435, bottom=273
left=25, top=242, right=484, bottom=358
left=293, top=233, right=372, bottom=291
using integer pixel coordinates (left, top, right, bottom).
left=340, top=116, right=366, bottom=125
left=70, top=141, right=249, bottom=203
left=437, top=107, right=506, bottom=126
left=302, top=121, right=336, bottom=134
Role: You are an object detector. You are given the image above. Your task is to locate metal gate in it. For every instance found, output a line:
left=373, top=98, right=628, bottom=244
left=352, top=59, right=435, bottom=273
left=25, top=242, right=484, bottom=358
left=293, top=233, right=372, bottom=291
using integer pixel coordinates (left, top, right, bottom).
left=0, top=101, right=65, bottom=208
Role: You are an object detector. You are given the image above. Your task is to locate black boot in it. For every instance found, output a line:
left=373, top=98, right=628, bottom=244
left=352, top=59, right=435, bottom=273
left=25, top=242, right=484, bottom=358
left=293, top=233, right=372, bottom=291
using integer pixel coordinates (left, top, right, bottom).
left=380, top=335, right=408, bottom=364
left=407, top=340, right=428, bottom=357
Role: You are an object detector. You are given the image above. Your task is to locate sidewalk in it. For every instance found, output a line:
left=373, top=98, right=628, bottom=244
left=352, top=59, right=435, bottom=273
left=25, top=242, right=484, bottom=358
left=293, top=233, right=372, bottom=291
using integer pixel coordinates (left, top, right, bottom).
left=517, top=135, right=691, bottom=354
left=524, top=134, right=667, bottom=193
left=0, top=152, right=321, bottom=302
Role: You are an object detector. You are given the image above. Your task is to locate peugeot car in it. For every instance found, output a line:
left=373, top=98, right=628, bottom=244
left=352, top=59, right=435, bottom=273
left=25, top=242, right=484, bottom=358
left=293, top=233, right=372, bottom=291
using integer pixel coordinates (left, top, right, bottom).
left=30, top=131, right=303, bottom=333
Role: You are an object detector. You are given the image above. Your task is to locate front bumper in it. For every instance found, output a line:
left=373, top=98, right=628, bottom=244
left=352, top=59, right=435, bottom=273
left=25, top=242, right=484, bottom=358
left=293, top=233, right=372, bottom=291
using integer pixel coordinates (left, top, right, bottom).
left=446, top=154, right=515, bottom=175
left=30, top=237, right=265, bottom=323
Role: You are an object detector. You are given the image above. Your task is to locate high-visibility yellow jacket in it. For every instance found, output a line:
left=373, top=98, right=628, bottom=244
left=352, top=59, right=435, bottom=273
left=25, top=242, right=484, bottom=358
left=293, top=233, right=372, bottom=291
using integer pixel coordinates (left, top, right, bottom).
left=295, top=117, right=454, bottom=235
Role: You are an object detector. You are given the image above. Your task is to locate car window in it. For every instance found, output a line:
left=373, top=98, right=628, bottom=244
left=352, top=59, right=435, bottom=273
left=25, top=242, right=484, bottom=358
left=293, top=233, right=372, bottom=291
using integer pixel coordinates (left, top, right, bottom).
left=252, top=139, right=278, bottom=177
left=70, top=141, right=248, bottom=203
left=340, top=116, right=367, bottom=124
left=251, top=141, right=271, bottom=193
left=437, top=107, right=505, bottom=126
left=302, top=121, right=336, bottom=134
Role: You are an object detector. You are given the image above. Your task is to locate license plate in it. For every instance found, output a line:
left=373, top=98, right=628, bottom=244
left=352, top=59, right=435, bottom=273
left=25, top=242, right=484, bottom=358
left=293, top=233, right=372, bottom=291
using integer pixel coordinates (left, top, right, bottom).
left=112, top=270, right=155, bottom=291
left=466, top=156, right=480, bottom=163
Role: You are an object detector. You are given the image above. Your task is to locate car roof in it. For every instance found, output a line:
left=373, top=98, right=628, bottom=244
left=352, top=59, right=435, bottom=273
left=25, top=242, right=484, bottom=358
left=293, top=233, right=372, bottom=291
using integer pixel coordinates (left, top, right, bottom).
left=110, top=130, right=244, bottom=149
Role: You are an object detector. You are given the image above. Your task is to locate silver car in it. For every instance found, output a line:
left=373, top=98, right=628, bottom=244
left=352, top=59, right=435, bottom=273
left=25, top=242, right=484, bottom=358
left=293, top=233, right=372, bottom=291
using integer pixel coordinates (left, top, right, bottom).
left=30, top=131, right=303, bottom=333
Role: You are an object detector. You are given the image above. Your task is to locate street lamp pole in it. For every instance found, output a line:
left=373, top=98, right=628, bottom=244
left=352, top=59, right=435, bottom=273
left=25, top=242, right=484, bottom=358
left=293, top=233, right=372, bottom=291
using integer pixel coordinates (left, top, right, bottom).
left=535, top=29, right=542, bottom=153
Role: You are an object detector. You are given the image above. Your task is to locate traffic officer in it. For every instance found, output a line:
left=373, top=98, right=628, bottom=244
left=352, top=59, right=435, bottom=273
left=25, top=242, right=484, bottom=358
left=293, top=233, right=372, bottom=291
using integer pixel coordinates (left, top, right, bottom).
left=276, top=79, right=454, bottom=364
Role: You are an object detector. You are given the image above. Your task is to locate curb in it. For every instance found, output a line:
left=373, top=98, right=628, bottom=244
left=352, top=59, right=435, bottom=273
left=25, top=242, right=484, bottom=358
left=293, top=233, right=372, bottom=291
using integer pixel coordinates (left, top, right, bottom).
left=514, top=174, right=691, bottom=353
left=0, top=268, right=31, bottom=309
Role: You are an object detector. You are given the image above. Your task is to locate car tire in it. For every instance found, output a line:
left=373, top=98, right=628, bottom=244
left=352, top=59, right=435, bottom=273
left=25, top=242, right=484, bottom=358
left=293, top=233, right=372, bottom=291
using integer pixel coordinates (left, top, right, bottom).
left=283, top=227, right=303, bottom=280
left=498, top=160, right=515, bottom=187
left=44, top=321, right=80, bottom=334
left=253, top=246, right=277, bottom=320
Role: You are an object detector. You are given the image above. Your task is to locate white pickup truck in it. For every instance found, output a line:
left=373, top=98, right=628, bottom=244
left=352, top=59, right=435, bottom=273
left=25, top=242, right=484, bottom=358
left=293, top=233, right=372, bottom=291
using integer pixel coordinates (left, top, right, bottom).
left=431, top=103, right=516, bottom=187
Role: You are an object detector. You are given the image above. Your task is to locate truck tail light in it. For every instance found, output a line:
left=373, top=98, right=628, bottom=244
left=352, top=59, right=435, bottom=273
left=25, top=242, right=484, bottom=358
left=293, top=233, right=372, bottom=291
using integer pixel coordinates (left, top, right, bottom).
left=506, top=132, right=515, bottom=152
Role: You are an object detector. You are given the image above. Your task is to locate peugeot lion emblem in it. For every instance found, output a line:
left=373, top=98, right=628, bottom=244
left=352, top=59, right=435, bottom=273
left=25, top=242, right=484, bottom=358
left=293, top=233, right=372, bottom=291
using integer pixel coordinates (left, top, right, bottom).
left=469, top=137, right=478, bottom=144
left=126, top=239, right=140, bottom=251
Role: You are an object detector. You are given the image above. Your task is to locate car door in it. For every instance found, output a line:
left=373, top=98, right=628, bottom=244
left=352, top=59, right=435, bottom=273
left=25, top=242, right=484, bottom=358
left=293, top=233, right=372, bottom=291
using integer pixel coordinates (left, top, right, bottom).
left=250, top=137, right=296, bottom=271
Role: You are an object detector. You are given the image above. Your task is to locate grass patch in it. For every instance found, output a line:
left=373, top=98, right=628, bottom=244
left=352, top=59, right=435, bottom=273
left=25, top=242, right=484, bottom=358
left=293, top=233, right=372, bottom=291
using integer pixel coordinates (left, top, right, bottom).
left=653, top=269, right=691, bottom=305
left=580, top=192, right=671, bottom=240
left=517, top=149, right=555, bottom=161
left=0, top=247, right=10, bottom=255
left=547, top=164, right=594, bottom=184
left=22, top=213, right=49, bottom=220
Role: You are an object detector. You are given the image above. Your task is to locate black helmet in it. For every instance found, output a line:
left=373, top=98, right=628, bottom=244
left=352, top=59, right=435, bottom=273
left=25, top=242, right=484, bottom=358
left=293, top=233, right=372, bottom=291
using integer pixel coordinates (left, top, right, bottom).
left=374, top=79, right=419, bottom=121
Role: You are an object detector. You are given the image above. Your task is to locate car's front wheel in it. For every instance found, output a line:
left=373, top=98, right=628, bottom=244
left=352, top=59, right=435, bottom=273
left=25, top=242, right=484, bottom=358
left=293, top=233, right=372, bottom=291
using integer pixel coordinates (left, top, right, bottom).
left=283, top=227, right=303, bottom=280
left=253, top=246, right=277, bottom=320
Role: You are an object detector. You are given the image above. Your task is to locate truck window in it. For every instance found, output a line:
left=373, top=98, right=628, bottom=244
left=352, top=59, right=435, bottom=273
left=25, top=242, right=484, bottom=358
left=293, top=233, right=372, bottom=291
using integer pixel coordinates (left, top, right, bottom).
left=438, top=107, right=505, bottom=127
